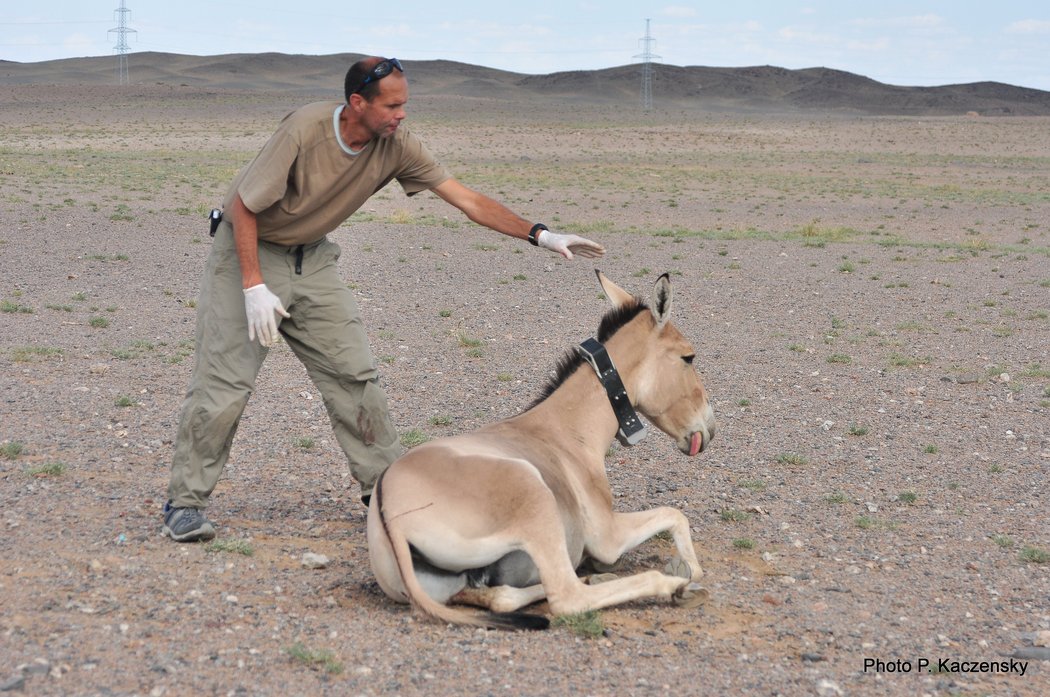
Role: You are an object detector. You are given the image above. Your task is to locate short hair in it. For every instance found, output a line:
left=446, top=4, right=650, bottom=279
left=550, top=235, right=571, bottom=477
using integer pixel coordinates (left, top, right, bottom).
left=344, top=57, right=385, bottom=102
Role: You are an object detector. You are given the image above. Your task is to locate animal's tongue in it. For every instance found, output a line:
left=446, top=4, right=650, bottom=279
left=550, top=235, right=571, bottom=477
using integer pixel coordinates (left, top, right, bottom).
left=689, top=432, right=702, bottom=456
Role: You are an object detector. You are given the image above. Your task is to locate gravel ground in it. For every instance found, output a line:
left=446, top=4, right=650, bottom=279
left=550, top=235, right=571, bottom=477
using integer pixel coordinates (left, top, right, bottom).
left=1, top=85, right=1048, bottom=696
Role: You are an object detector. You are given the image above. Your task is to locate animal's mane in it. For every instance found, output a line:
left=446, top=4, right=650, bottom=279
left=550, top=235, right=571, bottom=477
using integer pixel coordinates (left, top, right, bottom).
left=523, top=299, right=650, bottom=411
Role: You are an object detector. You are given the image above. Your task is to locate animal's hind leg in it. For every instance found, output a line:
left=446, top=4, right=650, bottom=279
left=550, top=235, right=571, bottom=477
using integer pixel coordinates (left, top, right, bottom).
left=452, top=584, right=548, bottom=613
left=414, top=567, right=470, bottom=605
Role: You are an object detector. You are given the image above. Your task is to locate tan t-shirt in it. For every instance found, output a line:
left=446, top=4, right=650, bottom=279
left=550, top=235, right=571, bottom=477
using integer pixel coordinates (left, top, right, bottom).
left=224, top=100, right=451, bottom=246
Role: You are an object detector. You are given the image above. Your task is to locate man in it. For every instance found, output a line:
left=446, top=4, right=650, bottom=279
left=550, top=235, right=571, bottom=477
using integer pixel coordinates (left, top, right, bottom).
left=163, top=57, right=604, bottom=542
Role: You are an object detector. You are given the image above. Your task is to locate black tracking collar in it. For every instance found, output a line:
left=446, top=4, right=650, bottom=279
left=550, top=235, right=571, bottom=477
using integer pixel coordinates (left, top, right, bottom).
left=576, top=338, right=648, bottom=446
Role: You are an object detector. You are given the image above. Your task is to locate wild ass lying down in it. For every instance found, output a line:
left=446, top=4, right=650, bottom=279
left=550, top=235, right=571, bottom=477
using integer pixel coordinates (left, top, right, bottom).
left=367, top=271, right=716, bottom=629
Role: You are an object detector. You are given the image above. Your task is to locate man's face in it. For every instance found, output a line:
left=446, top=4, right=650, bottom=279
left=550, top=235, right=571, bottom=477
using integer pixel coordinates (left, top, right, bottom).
left=356, top=74, right=408, bottom=139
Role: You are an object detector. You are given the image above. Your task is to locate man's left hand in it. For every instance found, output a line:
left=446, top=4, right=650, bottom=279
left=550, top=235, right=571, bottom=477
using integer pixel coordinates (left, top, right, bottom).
left=537, top=229, right=605, bottom=260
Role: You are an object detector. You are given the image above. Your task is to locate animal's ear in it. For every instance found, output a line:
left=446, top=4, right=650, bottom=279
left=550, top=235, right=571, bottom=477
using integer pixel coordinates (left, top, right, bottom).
left=595, top=269, right=635, bottom=308
left=652, top=273, right=672, bottom=328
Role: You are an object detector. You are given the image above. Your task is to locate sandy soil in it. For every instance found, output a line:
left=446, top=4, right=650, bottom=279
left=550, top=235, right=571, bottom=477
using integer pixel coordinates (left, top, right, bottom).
left=1, top=84, right=1048, bottom=696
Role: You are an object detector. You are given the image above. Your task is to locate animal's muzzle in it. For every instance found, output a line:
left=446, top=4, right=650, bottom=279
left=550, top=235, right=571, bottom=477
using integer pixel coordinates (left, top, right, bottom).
left=685, top=413, right=716, bottom=456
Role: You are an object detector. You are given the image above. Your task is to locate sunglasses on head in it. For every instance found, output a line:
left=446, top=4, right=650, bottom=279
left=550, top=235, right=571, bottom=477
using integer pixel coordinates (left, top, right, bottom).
left=353, top=58, right=404, bottom=94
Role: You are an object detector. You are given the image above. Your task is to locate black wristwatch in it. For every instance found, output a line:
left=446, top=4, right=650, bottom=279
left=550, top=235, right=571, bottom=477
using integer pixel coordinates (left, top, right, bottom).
left=528, top=223, right=548, bottom=246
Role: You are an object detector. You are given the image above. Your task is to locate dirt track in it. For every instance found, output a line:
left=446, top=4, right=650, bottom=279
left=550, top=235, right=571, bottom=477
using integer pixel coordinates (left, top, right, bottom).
left=1, top=84, right=1048, bottom=696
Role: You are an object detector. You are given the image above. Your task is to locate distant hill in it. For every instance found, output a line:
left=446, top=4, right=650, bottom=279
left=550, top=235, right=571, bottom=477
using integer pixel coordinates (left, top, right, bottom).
left=2, top=51, right=1049, bottom=116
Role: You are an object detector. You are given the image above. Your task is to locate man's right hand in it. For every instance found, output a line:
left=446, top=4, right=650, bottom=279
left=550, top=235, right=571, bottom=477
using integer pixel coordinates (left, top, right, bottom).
left=536, top=229, right=606, bottom=260
left=243, top=283, right=290, bottom=347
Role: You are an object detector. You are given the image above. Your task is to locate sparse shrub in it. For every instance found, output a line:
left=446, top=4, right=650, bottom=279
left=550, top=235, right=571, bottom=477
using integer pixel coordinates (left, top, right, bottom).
left=1019, top=547, right=1049, bottom=564
left=552, top=611, right=604, bottom=638
left=1, top=300, right=33, bottom=314
left=457, top=333, right=482, bottom=348
left=1, top=442, right=25, bottom=459
left=990, top=534, right=1013, bottom=549
left=27, top=462, right=65, bottom=477
left=720, top=508, right=751, bottom=523
left=205, top=539, right=254, bottom=556
left=400, top=429, right=429, bottom=448
left=109, top=204, right=134, bottom=221
left=284, top=642, right=343, bottom=674
left=11, top=346, right=63, bottom=362
left=855, top=515, right=878, bottom=530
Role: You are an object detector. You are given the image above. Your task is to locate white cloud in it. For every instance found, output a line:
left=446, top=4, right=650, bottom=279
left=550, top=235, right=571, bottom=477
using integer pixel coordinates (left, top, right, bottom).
left=849, top=14, right=943, bottom=30
left=662, top=6, right=699, bottom=19
left=777, top=26, right=834, bottom=44
left=845, top=37, right=889, bottom=52
left=367, top=23, right=418, bottom=40
left=1005, top=19, right=1050, bottom=34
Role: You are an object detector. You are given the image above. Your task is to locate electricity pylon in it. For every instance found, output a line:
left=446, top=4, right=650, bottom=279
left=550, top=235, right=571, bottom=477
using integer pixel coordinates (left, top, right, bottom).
left=108, top=1, right=137, bottom=85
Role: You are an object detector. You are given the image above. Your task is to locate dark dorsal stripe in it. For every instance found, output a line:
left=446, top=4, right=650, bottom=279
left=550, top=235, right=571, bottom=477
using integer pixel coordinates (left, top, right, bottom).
left=524, top=299, right=649, bottom=411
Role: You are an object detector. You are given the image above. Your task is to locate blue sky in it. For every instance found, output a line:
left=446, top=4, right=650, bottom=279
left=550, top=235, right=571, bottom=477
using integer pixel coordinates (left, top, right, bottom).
left=2, top=1, right=1048, bottom=90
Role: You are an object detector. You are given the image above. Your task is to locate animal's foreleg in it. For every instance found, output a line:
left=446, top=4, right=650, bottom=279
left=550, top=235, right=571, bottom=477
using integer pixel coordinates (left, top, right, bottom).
left=591, top=507, right=703, bottom=581
left=525, top=528, right=695, bottom=616
left=546, top=570, right=687, bottom=616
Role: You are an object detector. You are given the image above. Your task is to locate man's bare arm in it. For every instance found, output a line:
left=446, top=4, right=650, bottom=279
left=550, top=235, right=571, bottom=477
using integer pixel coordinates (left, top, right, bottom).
left=229, top=193, right=265, bottom=289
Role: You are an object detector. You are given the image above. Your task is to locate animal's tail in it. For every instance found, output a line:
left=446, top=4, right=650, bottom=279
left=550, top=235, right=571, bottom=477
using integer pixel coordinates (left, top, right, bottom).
left=374, top=473, right=549, bottom=631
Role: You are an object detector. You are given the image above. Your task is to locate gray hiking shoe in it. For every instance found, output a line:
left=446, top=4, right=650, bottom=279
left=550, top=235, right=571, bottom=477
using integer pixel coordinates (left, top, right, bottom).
left=163, top=502, right=216, bottom=542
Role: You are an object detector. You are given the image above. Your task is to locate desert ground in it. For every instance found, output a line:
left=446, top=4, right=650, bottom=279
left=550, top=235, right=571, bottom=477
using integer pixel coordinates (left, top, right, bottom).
left=1, top=82, right=1048, bottom=696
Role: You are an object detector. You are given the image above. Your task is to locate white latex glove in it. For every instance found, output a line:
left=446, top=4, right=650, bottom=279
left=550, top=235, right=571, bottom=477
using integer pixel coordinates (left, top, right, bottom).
left=536, top=229, right=605, bottom=260
left=243, top=283, right=290, bottom=347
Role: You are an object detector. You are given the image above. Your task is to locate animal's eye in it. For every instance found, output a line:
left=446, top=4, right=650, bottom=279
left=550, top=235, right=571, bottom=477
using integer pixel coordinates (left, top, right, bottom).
left=682, top=354, right=695, bottom=365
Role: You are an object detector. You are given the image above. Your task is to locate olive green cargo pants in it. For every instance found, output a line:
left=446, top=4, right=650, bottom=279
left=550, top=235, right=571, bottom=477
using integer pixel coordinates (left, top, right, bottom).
left=167, top=221, right=401, bottom=508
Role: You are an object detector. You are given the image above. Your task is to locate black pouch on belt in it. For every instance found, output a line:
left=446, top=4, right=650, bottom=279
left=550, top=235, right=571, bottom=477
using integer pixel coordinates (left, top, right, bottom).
left=208, top=209, right=223, bottom=236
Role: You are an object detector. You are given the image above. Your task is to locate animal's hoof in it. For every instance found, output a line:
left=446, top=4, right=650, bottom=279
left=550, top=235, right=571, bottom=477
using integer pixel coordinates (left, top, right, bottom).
left=664, top=556, right=693, bottom=579
left=673, top=582, right=710, bottom=609
left=587, top=573, right=619, bottom=585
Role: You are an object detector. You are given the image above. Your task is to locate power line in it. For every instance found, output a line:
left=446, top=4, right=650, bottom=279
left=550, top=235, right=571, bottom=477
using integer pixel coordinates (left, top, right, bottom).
left=0, top=20, right=109, bottom=26
left=108, top=0, right=136, bottom=85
